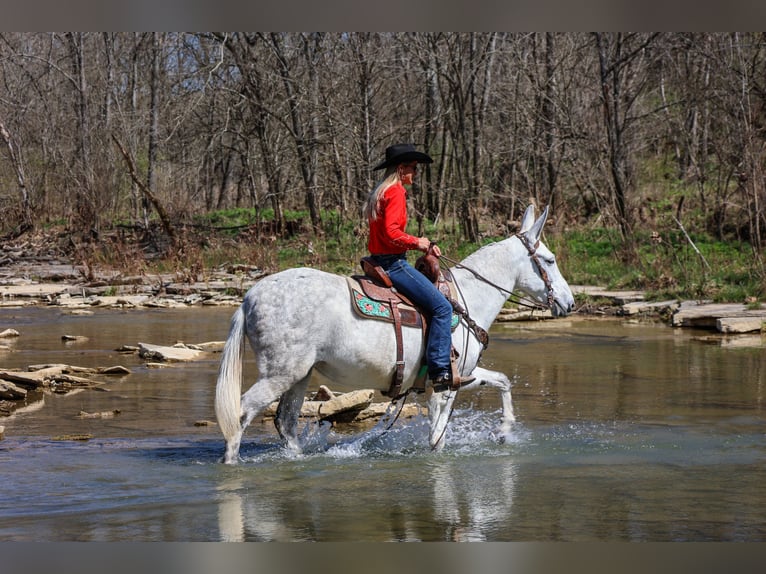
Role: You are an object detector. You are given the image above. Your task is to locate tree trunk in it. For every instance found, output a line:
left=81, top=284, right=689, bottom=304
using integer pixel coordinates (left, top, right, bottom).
left=66, top=32, right=97, bottom=233
left=0, top=118, right=32, bottom=230
left=270, top=32, right=322, bottom=234
left=146, top=32, right=161, bottom=230
left=112, top=134, right=177, bottom=248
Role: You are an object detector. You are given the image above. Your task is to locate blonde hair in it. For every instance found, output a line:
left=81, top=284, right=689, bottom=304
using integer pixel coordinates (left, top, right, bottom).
left=363, top=166, right=400, bottom=221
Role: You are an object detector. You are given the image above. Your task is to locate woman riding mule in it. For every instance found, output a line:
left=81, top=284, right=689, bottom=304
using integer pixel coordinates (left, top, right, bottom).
left=363, top=143, right=470, bottom=391
left=215, top=196, right=574, bottom=463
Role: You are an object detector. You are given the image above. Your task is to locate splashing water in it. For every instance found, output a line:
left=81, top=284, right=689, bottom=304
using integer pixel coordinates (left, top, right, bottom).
left=237, top=406, right=530, bottom=464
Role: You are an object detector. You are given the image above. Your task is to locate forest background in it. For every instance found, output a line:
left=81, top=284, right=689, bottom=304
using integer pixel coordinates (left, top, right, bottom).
left=1, top=32, right=765, bottom=304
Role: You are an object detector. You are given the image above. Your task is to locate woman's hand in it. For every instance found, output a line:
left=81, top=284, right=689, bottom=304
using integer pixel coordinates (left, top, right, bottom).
left=416, top=237, right=441, bottom=257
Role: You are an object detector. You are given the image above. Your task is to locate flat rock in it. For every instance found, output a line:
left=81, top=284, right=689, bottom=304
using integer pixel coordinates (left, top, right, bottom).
left=571, top=285, right=645, bottom=304
left=717, top=317, right=765, bottom=334
left=0, top=299, right=35, bottom=308
left=0, top=380, right=27, bottom=400
left=184, top=341, right=225, bottom=352
left=138, top=342, right=206, bottom=362
left=0, top=369, right=46, bottom=388
left=622, top=300, right=679, bottom=316
left=496, top=308, right=554, bottom=322
left=672, top=302, right=766, bottom=329
left=355, top=401, right=425, bottom=421
left=76, top=409, right=121, bottom=419
left=0, top=284, right=68, bottom=298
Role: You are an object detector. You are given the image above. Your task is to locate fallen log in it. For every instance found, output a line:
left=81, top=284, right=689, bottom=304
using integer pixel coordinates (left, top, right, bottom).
left=263, top=389, right=374, bottom=423
left=0, top=380, right=27, bottom=400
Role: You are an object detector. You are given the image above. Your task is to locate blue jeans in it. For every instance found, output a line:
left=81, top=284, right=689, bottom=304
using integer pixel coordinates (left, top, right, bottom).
left=371, top=253, right=452, bottom=379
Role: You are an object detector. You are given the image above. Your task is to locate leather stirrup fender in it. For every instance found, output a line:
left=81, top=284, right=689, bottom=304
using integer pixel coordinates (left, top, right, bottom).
left=385, top=300, right=406, bottom=398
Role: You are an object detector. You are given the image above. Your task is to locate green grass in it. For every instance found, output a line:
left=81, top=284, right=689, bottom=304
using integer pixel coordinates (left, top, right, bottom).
left=548, top=226, right=764, bottom=303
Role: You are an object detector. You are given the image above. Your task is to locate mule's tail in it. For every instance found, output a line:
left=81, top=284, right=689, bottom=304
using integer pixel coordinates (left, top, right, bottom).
left=215, top=305, right=246, bottom=448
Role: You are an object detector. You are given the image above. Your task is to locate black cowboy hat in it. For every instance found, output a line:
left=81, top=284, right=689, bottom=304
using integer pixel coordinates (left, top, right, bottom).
left=373, top=143, right=433, bottom=171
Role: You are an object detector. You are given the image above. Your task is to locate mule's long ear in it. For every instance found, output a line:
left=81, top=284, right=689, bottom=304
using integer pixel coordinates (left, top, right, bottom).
left=519, top=205, right=536, bottom=233
left=528, top=205, right=550, bottom=242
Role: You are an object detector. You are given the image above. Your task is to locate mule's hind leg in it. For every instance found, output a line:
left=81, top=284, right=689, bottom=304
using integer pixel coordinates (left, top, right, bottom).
left=274, top=373, right=311, bottom=452
left=238, top=374, right=306, bottom=452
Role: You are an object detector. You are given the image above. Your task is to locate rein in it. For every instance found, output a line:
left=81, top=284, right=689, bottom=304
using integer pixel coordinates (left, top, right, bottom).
left=439, top=233, right=554, bottom=313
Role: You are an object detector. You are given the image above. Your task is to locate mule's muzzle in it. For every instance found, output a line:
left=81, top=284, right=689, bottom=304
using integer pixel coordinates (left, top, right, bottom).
left=552, top=296, right=575, bottom=317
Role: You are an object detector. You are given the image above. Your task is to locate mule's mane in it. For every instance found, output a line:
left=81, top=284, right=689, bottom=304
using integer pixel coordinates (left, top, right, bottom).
left=459, top=236, right=514, bottom=268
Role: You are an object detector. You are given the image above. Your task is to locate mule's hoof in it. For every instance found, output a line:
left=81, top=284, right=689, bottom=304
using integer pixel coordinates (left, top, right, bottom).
left=220, top=451, right=242, bottom=465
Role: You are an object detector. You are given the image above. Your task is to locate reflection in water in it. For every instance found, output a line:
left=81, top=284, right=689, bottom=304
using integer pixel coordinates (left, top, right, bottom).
left=430, top=456, right=517, bottom=541
left=216, top=476, right=244, bottom=542
left=209, top=414, right=521, bottom=542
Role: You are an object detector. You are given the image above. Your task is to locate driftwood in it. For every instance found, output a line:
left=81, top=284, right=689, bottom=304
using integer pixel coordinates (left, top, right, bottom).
left=263, top=389, right=374, bottom=423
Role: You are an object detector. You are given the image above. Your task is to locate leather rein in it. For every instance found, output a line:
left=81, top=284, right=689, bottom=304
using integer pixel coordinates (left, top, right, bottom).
left=439, top=232, right=555, bottom=314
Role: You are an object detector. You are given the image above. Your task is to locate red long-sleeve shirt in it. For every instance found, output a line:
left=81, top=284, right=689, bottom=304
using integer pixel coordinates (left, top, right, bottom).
left=367, top=182, right=420, bottom=255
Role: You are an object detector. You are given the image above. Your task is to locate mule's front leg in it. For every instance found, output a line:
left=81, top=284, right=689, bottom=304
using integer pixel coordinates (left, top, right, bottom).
left=467, top=366, right=516, bottom=436
left=427, top=389, right=457, bottom=450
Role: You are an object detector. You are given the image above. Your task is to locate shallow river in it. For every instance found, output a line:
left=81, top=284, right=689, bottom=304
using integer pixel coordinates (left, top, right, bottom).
left=1, top=306, right=765, bottom=541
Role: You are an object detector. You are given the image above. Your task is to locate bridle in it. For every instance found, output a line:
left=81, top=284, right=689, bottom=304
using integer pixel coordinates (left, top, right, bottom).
left=513, top=233, right=556, bottom=310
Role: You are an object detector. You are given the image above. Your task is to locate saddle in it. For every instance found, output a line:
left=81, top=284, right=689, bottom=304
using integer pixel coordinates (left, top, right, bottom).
left=349, top=254, right=460, bottom=399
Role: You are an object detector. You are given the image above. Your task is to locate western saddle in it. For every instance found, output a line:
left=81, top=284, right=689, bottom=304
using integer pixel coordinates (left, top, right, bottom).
left=349, top=253, right=488, bottom=399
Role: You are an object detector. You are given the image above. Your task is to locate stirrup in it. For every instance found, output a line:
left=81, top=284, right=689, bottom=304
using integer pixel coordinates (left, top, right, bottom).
left=431, top=373, right=475, bottom=393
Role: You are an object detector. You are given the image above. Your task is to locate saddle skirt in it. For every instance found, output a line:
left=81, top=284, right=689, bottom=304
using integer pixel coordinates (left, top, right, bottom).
left=347, top=274, right=459, bottom=330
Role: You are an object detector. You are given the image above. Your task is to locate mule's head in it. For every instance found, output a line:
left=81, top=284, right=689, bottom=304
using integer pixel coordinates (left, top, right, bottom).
left=516, top=205, right=575, bottom=317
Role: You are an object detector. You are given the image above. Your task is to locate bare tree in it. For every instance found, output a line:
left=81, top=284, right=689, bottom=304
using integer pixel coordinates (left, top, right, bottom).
left=269, top=32, right=322, bottom=233
left=0, top=117, right=31, bottom=231
left=593, top=32, right=660, bottom=240
left=3, top=31, right=766, bottom=260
